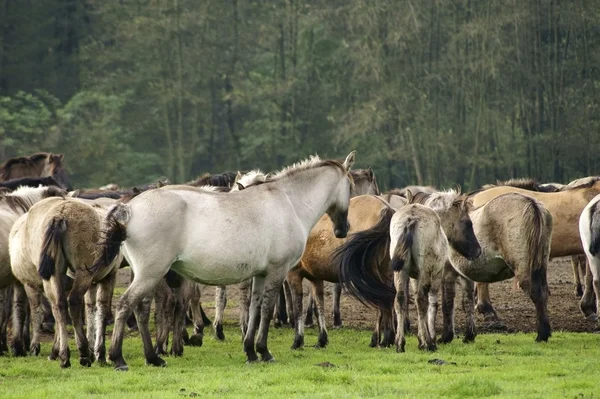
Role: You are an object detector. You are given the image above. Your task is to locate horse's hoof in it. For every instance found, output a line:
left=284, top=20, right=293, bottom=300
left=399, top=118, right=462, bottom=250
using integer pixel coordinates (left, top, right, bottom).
left=60, top=359, right=71, bottom=368
left=146, top=357, right=167, bottom=367
left=396, top=346, right=405, bottom=353
left=576, top=285, right=584, bottom=297
left=439, top=333, right=454, bottom=344
left=215, top=325, right=225, bottom=341
left=585, top=313, right=598, bottom=322
left=260, top=353, right=275, bottom=362
left=291, top=336, right=304, bottom=350
left=188, top=334, right=204, bottom=347
left=80, top=357, right=92, bottom=367
left=332, top=324, right=343, bottom=330
left=274, top=320, right=282, bottom=329
left=114, top=365, right=129, bottom=371
left=29, top=343, right=41, bottom=357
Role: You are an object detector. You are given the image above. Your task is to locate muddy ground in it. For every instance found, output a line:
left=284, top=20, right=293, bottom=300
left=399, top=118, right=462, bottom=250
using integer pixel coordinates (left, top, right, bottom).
left=116, top=256, right=599, bottom=336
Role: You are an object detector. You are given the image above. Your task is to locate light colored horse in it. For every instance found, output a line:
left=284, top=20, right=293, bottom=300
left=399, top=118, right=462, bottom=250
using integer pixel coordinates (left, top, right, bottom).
left=579, top=193, right=600, bottom=321
left=0, top=185, right=66, bottom=356
left=336, top=190, right=481, bottom=349
left=9, top=196, right=122, bottom=368
left=444, top=193, right=553, bottom=342
left=470, top=178, right=600, bottom=320
left=93, top=152, right=356, bottom=370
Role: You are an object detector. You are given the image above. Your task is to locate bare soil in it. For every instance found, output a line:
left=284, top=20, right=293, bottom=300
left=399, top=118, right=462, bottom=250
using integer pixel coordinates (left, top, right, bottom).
left=115, top=256, right=599, bottom=336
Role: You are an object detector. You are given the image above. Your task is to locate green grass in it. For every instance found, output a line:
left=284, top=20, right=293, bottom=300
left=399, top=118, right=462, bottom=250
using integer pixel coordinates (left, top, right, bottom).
left=0, top=326, right=598, bottom=398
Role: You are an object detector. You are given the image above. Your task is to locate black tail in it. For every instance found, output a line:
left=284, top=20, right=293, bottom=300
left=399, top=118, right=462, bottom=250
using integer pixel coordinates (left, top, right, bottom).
left=589, top=201, right=600, bottom=257
left=39, top=218, right=67, bottom=280
left=334, top=207, right=396, bottom=309
left=91, top=203, right=130, bottom=274
left=391, top=219, right=417, bottom=272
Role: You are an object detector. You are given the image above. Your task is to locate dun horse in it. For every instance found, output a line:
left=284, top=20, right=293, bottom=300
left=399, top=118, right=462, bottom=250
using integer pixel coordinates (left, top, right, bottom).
left=471, top=178, right=600, bottom=320
left=93, top=152, right=356, bottom=370
left=335, top=189, right=481, bottom=350
left=10, top=196, right=122, bottom=368
left=0, top=153, right=73, bottom=190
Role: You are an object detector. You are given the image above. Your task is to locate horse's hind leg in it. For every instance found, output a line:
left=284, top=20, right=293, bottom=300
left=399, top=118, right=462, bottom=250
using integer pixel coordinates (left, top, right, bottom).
left=0, top=286, right=11, bottom=354
left=10, top=284, right=28, bottom=357
left=521, top=266, right=551, bottom=342
left=255, top=272, right=286, bottom=362
left=287, top=268, right=305, bottom=349
left=393, top=269, right=409, bottom=353
left=23, top=285, right=45, bottom=357
left=214, top=285, right=226, bottom=340
left=459, top=277, right=477, bottom=343
left=585, top=257, right=600, bottom=325
left=580, top=259, right=598, bottom=320
left=572, top=255, right=584, bottom=297
left=68, top=273, right=94, bottom=367
left=413, top=280, right=436, bottom=352
left=169, top=286, right=186, bottom=357
left=332, top=283, right=343, bottom=328
left=283, top=280, right=294, bottom=326
left=440, top=263, right=457, bottom=344
left=85, top=285, right=97, bottom=361
left=239, top=279, right=252, bottom=338
left=379, top=306, right=395, bottom=348
left=187, top=284, right=205, bottom=347
left=94, top=271, right=116, bottom=365
left=475, top=283, right=499, bottom=321
left=312, top=280, right=328, bottom=348
left=41, top=277, right=71, bottom=368
left=243, top=276, right=266, bottom=362
left=304, top=291, right=315, bottom=328
left=153, top=279, right=174, bottom=355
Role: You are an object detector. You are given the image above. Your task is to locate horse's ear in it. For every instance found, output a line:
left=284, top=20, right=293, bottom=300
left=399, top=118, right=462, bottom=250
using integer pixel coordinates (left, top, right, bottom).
left=405, top=189, right=414, bottom=204
left=57, top=154, right=64, bottom=162
left=343, top=151, right=356, bottom=171
left=132, top=187, right=141, bottom=194
left=367, top=167, right=374, bottom=179
left=157, top=180, right=165, bottom=188
left=236, top=182, right=245, bottom=191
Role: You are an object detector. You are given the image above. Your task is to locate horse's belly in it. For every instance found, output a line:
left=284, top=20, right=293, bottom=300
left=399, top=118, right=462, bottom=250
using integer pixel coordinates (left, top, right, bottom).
left=453, top=256, right=514, bottom=283
left=170, top=259, right=265, bottom=286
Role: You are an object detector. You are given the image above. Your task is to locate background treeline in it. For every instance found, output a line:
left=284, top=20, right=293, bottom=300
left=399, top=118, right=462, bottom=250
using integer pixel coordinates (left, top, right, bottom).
left=0, top=0, right=598, bottom=190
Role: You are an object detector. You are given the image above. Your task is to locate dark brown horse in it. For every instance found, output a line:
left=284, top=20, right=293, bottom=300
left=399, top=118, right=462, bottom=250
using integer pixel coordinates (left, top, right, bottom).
left=0, top=153, right=72, bottom=190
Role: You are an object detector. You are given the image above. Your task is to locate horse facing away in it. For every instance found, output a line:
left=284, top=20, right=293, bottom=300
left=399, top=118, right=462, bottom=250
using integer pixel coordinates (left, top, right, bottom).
left=93, top=152, right=356, bottom=370
left=471, top=178, right=600, bottom=321
left=336, top=189, right=481, bottom=350
left=0, top=153, right=73, bottom=191
left=9, top=196, right=122, bottom=368
left=579, top=194, right=600, bottom=322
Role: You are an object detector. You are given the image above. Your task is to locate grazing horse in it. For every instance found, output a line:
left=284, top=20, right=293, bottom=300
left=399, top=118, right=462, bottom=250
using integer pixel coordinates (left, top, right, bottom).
left=0, top=153, right=73, bottom=190
left=9, top=196, right=122, bottom=368
left=389, top=190, right=481, bottom=353
left=444, top=193, right=553, bottom=342
left=0, top=186, right=66, bottom=356
left=579, top=194, right=600, bottom=321
left=336, top=190, right=481, bottom=349
left=470, top=178, right=600, bottom=320
left=93, top=152, right=356, bottom=370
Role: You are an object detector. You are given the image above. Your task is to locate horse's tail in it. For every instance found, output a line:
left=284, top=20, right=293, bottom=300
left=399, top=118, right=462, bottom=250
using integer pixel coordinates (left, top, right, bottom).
left=522, top=197, right=551, bottom=273
left=39, top=217, right=67, bottom=280
left=91, top=203, right=130, bottom=275
left=335, top=207, right=396, bottom=309
left=391, top=219, right=417, bottom=272
left=588, top=201, right=600, bottom=257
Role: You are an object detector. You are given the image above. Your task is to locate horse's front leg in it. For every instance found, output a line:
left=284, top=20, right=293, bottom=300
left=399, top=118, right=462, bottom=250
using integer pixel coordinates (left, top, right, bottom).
left=572, top=255, right=584, bottom=297
left=239, top=279, right=252, bottom=338
left=255, top=273, right=285, bottom=362
left=332, top=283, right=343, bottom=328
left=475, top=283, right=499, bottom=321
left=94, top=271, right=116, bottom=365
left=10, top=283, right=28, bottom=357
left=187, top=283, right=205, bottom=347
left=440, top=262, right=457, bottom=344
left=214, top=285, right=226, bottom=340
left=312, top=280, right=328, bottom=348
left=170, top=286, right=186, bottom=356
left=243, top=276, right=265, bottom=362
left=0, top=286, right=11, bottom=354
left=393, top=269, right=409, bottom=353
left=459, top=276, right=477, bottom=342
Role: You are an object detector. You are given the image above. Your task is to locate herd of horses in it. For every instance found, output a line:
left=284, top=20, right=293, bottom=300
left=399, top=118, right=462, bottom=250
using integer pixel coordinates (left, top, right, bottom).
left=0, top=151, right=599, bottom=371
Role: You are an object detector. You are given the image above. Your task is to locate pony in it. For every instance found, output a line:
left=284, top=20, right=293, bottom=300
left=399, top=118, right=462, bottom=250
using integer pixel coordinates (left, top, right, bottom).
left=0, top=176, right=62, bottom=191
left=579, top=194, right=600, bottom=322
left=9, top=196, right=122, bottom=368
left=470, top=178, right=600, bottom=320
left=93, top=152, right=356, bottom=370
left=0, top=185, right=67, bottom=356
left=335, top=189, right=481, bottom=350
left=0, top=153, right=73, bottom=190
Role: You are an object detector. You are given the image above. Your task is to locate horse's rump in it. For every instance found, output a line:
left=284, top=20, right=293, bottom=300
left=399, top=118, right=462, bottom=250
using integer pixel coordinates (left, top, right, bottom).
left=39, top=217, right=68, bottom=280
left=589, top=200, right=600, bottom=256
left=391, top=219, right=417, bottom=272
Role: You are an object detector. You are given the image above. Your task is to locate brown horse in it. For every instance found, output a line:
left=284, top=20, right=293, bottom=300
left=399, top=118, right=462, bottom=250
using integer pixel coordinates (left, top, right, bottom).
left=0, top=153, right=72, bottom=190
left=0, top=186, right=66, bottom=356
left=10, top=196, right=122, bottom=368
left=470, top=178, right=600, bottom=319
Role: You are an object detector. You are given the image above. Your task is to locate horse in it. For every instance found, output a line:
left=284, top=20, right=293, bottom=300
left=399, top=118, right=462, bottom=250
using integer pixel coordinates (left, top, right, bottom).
left=9, top=196, right=122, bottom=368
left=0, top=176, right=62, bottom=191
left=299, top=167, right=380, bottom=329
left=93, top=152, right=356, bottom=370
left=389, top=190, right=481, bottom=352
left=481, top=178, right=562, bottom=193
left=0, top=185, right=66, bottom=356
left=335, top=189, right=481, bottom=350
left=579, top=194, right=600, bottom=322
left=470, top=178, right=600, bottom=320
left=0, top=153, right=73, bottom=190
left=444, top=193, right=553, bottom=342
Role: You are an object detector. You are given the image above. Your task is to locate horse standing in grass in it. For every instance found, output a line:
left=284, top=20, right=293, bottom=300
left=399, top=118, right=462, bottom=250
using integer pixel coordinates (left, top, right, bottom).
left=9, top=196, right=122, bottom=368
left=336, top=190, right=481, bottom=350
left=93, top=152, right=356, bottom=369
left=0, top=153, right=73, bottom=190
left=579, top=194, right=600, bottom=322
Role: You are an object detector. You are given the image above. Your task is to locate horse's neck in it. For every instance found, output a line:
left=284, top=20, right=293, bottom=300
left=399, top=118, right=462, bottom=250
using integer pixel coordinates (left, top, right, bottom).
left=275, top=168, right=341, bottom=233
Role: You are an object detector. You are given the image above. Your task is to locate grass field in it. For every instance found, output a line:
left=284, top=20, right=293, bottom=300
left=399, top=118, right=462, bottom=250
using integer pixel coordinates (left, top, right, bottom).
left=0, top=325, right=598, bottom=399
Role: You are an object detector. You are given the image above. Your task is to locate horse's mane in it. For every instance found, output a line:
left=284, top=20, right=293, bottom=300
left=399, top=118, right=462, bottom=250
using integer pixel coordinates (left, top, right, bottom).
left=409, top=189, right=463, bottom=211
left=1, top=185, right=65, bottom=213
left=234, top=170, right=268, bottom=190
left=188, top=172, right=238, bottom=188
left=482, top=178, right=561, bottom=193
left=562, top=176, right=600, bottom=191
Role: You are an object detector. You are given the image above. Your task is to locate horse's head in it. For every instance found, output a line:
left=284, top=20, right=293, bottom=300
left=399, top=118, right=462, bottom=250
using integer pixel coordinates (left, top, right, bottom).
left=327, top=151, right=356, bottom=239
left=42, top=153, right=73, bottom=191
left=427, top=188, right=481, bottom=261
left=350, top=167, right=380, bottom=196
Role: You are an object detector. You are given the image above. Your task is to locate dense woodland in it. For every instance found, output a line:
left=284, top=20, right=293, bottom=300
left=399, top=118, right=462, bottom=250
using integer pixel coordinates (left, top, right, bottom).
left=0, top=0, right=598, bottom=190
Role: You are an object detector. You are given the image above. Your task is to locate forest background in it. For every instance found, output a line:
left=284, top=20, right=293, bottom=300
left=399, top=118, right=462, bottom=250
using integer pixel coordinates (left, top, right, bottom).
left=0, top=0, right=598, bottom=191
